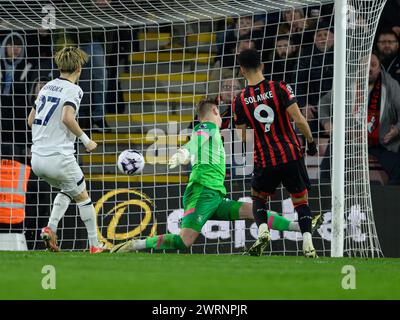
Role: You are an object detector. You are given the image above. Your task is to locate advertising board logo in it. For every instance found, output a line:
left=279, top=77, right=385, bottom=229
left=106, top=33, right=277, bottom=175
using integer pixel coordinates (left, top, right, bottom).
left=95, top=189, right=156, bottom=249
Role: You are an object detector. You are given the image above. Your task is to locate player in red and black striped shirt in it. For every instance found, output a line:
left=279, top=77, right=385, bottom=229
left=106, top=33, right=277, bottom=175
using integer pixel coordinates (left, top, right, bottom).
left=233, top=48, right=318, bottom=258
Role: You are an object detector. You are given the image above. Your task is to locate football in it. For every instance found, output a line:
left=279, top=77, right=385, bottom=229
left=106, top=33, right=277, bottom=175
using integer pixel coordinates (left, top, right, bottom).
left=117, top=149, right=145, bottom=175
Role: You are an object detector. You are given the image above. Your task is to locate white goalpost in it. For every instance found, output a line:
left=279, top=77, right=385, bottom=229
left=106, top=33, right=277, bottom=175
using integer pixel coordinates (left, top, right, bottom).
left=331, top=0, right=346, bottom=257
left=0, top=0, right=386, bottom=257
left=332, top=0, right=387, bottom=257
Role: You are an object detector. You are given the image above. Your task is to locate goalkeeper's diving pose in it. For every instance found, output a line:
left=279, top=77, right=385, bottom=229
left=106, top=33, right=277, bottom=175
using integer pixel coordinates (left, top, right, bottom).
left=111, top=100, right=321, bottom=254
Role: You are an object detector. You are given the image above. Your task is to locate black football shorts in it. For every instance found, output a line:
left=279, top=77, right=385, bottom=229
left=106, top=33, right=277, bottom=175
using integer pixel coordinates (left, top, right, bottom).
left=251, top=158, right=311, bottom=196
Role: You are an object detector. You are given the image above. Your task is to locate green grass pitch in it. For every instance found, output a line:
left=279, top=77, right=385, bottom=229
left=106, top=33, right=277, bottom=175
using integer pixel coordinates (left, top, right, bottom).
left=0, top=251, right=399, bottom=300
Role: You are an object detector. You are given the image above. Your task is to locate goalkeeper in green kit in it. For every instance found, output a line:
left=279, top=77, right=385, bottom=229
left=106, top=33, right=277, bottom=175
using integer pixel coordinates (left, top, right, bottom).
left=111, top=100, right=307, bottom=253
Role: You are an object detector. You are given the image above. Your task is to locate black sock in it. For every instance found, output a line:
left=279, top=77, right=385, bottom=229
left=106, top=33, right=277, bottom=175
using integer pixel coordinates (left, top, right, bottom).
left=252, top=196, right=267, bottom=227
left=295, top=204, right=312, bottom=234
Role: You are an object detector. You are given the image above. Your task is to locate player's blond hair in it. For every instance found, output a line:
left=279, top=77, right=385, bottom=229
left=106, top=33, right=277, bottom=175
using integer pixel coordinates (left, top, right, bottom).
left=54, top=46, right=88, bottom=74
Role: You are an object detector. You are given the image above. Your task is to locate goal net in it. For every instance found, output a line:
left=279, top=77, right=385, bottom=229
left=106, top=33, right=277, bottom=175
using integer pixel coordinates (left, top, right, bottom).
left=0, top=0, right=385, bottom=257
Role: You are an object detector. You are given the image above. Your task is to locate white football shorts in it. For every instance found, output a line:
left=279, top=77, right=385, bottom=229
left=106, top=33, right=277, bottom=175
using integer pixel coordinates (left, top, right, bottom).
left=31, top=153, right=86, bottom=198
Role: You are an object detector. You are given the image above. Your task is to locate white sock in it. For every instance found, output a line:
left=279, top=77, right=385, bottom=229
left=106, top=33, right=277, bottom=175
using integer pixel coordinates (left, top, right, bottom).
left=48, top=193, right=71, bottom=233
left=258, top=223, right=269, bottom=236
left=77, top=198, right=100, bottom=247
left=131, top=239, right=146, bottom=251
left=302, top=232, right=314, bottom=250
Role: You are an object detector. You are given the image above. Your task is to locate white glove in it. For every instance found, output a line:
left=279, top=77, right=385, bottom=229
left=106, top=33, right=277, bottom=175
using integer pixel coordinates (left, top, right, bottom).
left=169, top=148, right=191, bottom=169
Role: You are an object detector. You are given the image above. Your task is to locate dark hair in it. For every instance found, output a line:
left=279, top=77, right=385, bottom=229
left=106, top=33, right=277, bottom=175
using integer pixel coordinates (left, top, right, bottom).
left=5, top=35, right=23, bottom=46
left=371, top=50, right=380, bottom=62
left=238, top=48, right=261, bottom=70
left=316, top=18, right=334, bottom=34
left=377, top=29, right=399, bottom=42
left=197, top=99, right=217, bottom=119
left=276, top=35, right=291, bottom=43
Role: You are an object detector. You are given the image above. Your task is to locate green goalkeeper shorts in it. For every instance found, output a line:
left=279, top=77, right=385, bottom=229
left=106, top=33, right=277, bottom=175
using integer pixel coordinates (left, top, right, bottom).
left=181, top=183, right=243, bottom=232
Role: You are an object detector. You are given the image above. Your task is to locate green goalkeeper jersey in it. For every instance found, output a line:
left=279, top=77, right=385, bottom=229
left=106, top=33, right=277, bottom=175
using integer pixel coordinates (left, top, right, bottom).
left=184, top=121, right=226, bottom=195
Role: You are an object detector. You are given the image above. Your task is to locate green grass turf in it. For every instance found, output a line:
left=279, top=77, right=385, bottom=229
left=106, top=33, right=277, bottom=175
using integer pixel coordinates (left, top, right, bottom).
left=0, top=251, right=399, bottom=300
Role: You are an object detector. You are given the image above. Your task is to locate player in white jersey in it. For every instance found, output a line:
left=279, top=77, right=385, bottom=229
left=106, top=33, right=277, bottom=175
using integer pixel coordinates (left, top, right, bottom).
left=27, top=46, right=105, bottom=253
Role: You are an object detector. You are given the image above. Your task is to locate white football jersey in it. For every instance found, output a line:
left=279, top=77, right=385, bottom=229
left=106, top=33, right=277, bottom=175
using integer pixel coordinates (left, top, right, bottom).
left=31, top=78, right=83, bottom=156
